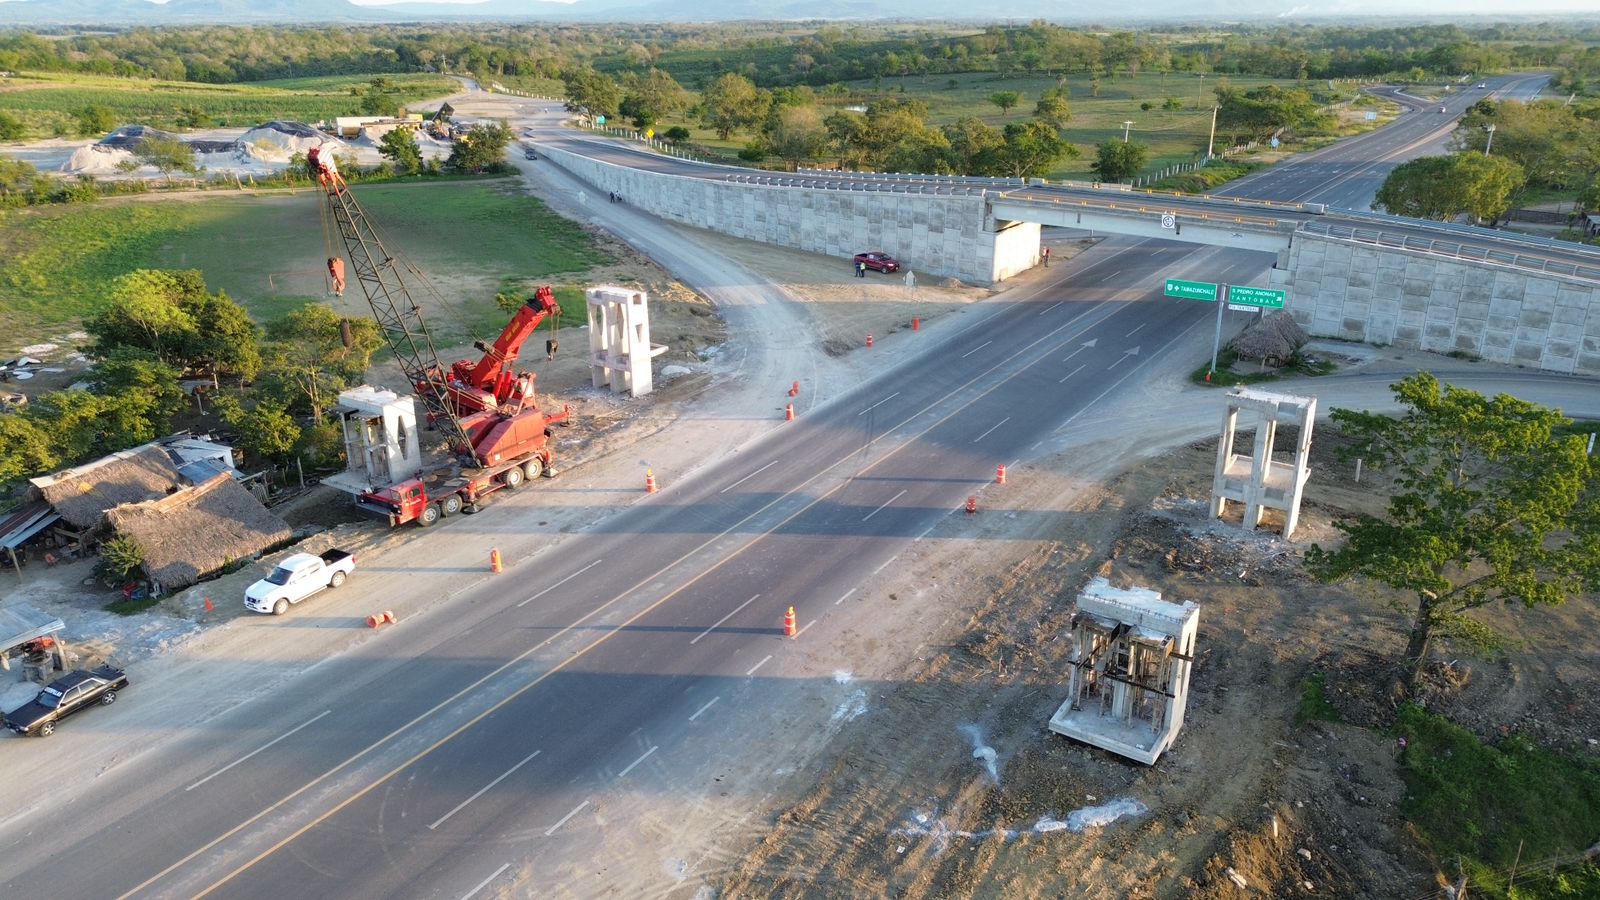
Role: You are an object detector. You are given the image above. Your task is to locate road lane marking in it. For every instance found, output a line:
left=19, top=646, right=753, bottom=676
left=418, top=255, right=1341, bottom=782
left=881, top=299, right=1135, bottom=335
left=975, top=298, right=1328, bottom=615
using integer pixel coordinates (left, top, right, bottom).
left=1058, top=363, right=1086, bottom=384
left=1125, top=323, right=1146, bottom=337
left=835, top=588, right=857, bottom=606
left=971, top=417, right=1010, bottom=443
left=873, top=557, right=895, bottom=576
left=1037, top=301, right=1063, bottom=316
left=517, top=559, right=604, bottom=608
left=691, top=593, right=760, bottom=645
left=460, top=863, right=510, bottom=900
left=688, top=697, right=720, bottom=721
left=718, top=459, right=777, bottom=494
left=1098, top=269, right=1122, bottom=283
left=167, top=257, right=1164, bottom=900
left=795, top=618, right=816, bottom=638
left=959, top=341, right=993, bottom=359
left=1061, top=338, right=1097, bottom=362
left=617, top=746, right=657, bottom=778
left=861, top=489, right=906, bottom=521
left=185, top=711, right=332, bottom=792
left=913, top=522, right=937, bottom=542
left=544, top=800, right=590, bottom=837
left=1057, top=315, right=1211, bottom=434
left=746, top=655, right=772, bottom=677
left=856, top=392, right=900, bottom=416
left=429, top=750, right=542, bottom=830
left=1107, top=347, right=1140, bottom=370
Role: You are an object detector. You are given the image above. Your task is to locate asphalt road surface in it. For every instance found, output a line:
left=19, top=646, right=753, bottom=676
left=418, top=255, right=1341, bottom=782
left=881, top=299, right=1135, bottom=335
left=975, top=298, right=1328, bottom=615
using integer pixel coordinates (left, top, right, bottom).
left=3, top=80, right=1593, bottom=899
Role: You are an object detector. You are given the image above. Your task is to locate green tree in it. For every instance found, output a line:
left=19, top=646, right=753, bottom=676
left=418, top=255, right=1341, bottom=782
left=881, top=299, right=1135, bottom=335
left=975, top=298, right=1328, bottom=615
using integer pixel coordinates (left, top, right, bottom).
left=1453, top=153, right=1526, bottom=225
left=0, top=110, right=23, bottom=141
left=1090, top=139, right=1148, bottom=182
left=134, top=134, right=200, bottom=184
left=97, top=535, right=146, bottom=584
left=90, top=348, right=185, bottom=438
left=1033, top=89, right=1072, bottom=131
left=1305, top=373, right=1600, bottom=686
left=562, top=67, right=622, bottom=120
left=358, top=78, right=398, bottom=117
left=31, top=390, right=142, bottom=461
left=988, top=90, right=1022, bottom=116
left=259, top=305, right=382, bottom=421
left=664, top=125, right=691, bottom=144
left=378, top=127, right=423, bottom=175
left=216, top=396, right=301, bottom=464
left=0, top=156, right=40, bottom=202
left=0, top=414, right=59, bottom=485
left=1375, top=154, right=1525, bottom=223
left=75, top=105, right=115, bottom=136
left=88, top=270, right=200, bottom=366
left=943, top=117, right=1004, bottom=174
left=766, top=105, right=829, bottom=171
left=447, top=120, right=513, bottom=172
left=700, top=72, right=768, bottom=140
left=980, top=120, right=1078, bottom=178
left=620, top=68, right=689, bottom=129
left=1579, top=172, right=1600, bottom=214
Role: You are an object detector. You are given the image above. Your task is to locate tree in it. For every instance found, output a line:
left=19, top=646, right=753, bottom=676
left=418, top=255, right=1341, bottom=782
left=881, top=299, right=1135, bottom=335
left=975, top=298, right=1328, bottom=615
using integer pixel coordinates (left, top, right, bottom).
left=1090, top=139, right=1148, bottom=183
left=943, top=117, right=1004, bottom=174
left=700, top=73, right=768, bottom=140
left=378, top=127, right=423, bottom=175
left=0, top=156, right=40, bottom=202
left=216, top=396, right=301, bottom=464
left=259, top=305, right=382, bottom=421
left=30, top=390, right=142, bottom=462
left=447, top=120, right=513, bottom=172
left=1033, top=90, right=1071, bottom=131
left=134, top=134, right=201, bottom=184
left=0, top=110, right=23, bottom=141
left=562, top=67, right=622, bottom=120
left=620, top=68, right=689, bottom=129
left=86, top=269, right=259, bottom=379
left=0, top=414, right=58, bottom=485
left=988, top=91, right=1022, bottom=116
left=75, top=105, right=115, bottom=137
left=766, top=105, right=829, bottom=171
left=1305, top=373, right=1600, bottom=686
left=980, top=120, right=1077, bottom=178
left=90, top=348, right=185, bottom=439
left=1580, top=172, right=1600, bottom=215
left=664, top=126, right=691, bottom=144
left=1375, top=154, right=1526, bottom=223
left=357, top=78, right=398, bottom=117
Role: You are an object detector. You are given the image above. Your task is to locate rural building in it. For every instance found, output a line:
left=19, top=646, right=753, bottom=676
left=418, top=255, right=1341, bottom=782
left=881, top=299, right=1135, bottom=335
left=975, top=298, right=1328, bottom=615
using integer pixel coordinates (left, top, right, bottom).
left=103, top=473, right=291, bottom=592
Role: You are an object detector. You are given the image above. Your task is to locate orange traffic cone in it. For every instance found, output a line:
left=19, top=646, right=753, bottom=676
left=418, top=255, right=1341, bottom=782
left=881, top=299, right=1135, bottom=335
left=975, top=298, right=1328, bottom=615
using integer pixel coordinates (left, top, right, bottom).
left=645, top=469, right=658, bottom=493
left=490, top=548, right=503, bottom=573
left=789, top=380, right=800, bottom=397
left=966, top=495, right=977, bottom=514
left=784, top=607, right=797, bottom=638
left=866, top=334, right=874, bottom=348
left=996, top=464, right=1007, bottom=485
left=912, top=316, right=920, bottom=331
left=785, top=403, right=795, bottom=421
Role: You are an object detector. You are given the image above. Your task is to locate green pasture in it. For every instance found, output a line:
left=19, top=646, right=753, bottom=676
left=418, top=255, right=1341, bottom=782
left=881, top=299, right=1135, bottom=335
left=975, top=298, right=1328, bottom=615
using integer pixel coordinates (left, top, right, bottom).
left=0, top=179, right=609, bottom=349
left=0, top=72, right=456, bottom=137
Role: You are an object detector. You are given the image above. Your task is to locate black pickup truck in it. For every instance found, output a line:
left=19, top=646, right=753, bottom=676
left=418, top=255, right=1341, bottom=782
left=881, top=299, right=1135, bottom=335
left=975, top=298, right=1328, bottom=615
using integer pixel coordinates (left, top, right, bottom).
left=4, top=666, right=129, bottom=737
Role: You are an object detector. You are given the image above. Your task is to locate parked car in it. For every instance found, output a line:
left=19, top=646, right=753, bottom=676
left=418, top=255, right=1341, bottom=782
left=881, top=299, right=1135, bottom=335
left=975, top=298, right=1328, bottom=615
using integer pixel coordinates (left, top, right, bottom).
left=1476, top=82, right=1487, bottom=89
left=5, top=667, right=128, bottom=737
left=245, top=549, right=356, bottom=616
left=853, top=251, right=901, bottom=273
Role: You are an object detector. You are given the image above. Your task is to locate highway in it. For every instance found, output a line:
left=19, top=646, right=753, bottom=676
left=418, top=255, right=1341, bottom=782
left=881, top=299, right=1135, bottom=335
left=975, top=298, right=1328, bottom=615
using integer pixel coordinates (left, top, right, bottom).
left=1, top=75, right=1593, bottom=898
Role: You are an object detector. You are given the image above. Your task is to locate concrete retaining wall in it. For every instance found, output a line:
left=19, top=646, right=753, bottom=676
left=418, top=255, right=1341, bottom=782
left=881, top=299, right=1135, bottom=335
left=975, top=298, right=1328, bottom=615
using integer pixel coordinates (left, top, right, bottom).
left=539, top=145, right=1037, bottom=285
left=1271, top=231, right=1600, bottom=376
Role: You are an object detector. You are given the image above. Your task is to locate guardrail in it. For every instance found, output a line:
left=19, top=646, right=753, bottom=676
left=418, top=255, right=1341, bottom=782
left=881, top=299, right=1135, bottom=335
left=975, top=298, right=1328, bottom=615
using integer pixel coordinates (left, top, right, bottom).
left=1300, top=219, right=1600, bottom=284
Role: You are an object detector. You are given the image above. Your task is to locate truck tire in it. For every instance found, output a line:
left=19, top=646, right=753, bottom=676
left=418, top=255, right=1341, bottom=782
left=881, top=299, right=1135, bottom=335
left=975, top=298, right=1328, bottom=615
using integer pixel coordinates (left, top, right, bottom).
left=273, top=598, right=289, bottom=616
left=417, top=504, right=441, bottom=527
left=523, top=456, right=544, bottom=480
left=442, top=494, right=464, bottom=516
left=329, top=571, right=347, bottom=588
left=503, top=466, right=525, bottom=490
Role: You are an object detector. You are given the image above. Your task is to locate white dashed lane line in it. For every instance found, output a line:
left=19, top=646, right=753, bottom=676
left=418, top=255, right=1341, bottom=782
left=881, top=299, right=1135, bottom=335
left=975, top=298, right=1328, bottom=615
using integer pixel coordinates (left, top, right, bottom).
left=544, top=800, right=590, bottom=837
left=517, top=559, right=603, bottom=608
left=185, top=711, right=332, bottom=792
left=689, top=696, right=720, bottom=721
left=459, top=863, right=510, bottom=900
left=429, top=750, right=542, bottom=830
left=617, top=746, right=657, bottom=778
left=856, top=392, right=901, bottom=416
left=690, top=593, right=760, bottom=645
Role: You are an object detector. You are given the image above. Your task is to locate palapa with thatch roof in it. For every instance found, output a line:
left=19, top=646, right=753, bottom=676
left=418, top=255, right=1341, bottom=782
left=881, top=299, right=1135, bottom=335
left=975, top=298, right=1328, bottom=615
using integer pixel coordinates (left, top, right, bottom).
left=29, top=445, right=182, bottom=532
left=1229, top=310, right=1309, bottom=366
left=104, top=473, right=292, bottom=592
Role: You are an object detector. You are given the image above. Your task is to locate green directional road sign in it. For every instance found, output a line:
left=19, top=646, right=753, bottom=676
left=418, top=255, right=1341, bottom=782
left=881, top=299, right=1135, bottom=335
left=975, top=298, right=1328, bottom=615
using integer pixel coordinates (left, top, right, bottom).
left=1164, top=278, right=1218, bottom=302
left=1227, top=285, right=1287, bottom=309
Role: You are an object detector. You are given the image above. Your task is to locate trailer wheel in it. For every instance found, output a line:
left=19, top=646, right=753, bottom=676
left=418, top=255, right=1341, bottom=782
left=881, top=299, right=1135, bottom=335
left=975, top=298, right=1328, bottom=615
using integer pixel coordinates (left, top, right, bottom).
left=441, top=494, right=464, bottom=516
left=523, top=456, right=544, bottom=480
left=503, top=466, right=525, bottom=490
left=417, top=504, right=441, bottom=527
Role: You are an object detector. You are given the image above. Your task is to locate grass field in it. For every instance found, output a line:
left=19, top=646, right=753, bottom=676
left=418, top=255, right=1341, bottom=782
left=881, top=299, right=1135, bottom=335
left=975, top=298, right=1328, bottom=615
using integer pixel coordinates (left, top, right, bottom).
left=658, top=70, right=1346, bottom=181
left=0, top=72, right=457, bottom=138
left=0, top=178, right=611, bottom=349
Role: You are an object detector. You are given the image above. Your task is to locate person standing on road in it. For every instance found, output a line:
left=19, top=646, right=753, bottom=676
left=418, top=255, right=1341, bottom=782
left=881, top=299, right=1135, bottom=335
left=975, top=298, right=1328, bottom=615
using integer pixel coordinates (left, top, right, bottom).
left=1042, top=245, right=1051, bottom=267
left=857, top=260, right=867, bottom=278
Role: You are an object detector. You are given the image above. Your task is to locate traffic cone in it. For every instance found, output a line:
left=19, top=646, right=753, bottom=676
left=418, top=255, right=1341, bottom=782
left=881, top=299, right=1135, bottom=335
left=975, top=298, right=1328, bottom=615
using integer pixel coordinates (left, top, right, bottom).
left=645, top=469, right=658, bottom=493
left=789, top=380, right=800, bottom=397
left=203, top=597, right=214, bottom=613
left=785, top=403, right=795, bottom=421
left=996, top=464, right=1007, bottom=485
left=784, top=607, right=797, bottom=638
left=384, top=610, right=397, bottom=624
left=367, top=613, right=383, bottom=629
left=490, top=548, right=503, bottom=573
left=912, top=317, right=920, bottom=331
left=866, top=334, right=874, bottom=348
left=966, top=495, right=977, bottom=514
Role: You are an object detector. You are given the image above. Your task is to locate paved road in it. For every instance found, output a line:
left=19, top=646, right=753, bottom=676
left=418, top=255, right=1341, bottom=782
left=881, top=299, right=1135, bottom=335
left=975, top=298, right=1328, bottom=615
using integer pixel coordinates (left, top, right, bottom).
left=5, top=81, right=1596, bottom=899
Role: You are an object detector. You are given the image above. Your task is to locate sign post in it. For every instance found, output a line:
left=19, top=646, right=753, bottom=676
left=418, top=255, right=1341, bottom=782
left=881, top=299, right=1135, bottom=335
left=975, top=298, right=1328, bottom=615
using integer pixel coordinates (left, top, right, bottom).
left=1163, top=279, right=1225, bottom=377
left=1226, top=285, right=1286, bottom=312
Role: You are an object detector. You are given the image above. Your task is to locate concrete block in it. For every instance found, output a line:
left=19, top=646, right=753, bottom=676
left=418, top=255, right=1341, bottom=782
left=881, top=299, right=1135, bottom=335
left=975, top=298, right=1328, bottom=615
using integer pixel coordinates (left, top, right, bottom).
left=1457, top=300, right=1491, bottom=320
left=1369, top=315, right=1397, bottom=344
left=1455, top=332, right=1483, bottom=354
left=1482, top=330, right=1513, bottom=352
left=1513, top=341, right=1544, bottom=363
left=1347, top=269, right=1374, bottom=289
left=1519, top=309, right=1552, bottom=330
left=1395, top=324, right=1422, bottom=345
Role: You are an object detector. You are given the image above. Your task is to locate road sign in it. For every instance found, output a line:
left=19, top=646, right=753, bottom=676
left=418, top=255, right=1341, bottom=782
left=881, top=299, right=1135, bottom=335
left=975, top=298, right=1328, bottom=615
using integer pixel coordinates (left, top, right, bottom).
left=1365, top=111, right=1378, bottom=121
left=1269, top=137, right=1280, bottom=148
left=1161, top=213, right=1176, bottom=229
left=596, top=115, right=606, bottom=125
left=1164, top=278, right=1218, bottom=301
left=645, top=128, right=654, bottom=139
left=1227, top=285, right=1287, bottom=309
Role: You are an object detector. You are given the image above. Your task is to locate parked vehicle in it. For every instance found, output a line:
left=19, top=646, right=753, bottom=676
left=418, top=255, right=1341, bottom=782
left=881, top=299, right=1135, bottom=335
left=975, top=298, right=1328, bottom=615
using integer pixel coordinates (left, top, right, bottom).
left=245, top=550, right=356, bottom=615
left=5, top=667, right=128, bottom=737
left=853, top=251, right=901, bottom=273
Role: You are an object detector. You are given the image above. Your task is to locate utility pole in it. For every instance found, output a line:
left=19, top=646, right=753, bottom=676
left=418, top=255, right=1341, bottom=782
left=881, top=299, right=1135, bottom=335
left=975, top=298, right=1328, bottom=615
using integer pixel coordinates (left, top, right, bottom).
left=1483, top=123, right=1496, bottom=157
left=1207, top=105, right=1219, bottom=160
left=1122, top=120, right=1134, bottom=142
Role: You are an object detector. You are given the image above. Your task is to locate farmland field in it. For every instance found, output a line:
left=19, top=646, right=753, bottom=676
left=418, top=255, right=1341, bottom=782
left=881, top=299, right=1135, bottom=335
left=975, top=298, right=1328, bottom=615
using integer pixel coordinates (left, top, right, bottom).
left=0, top=178, right=610, bottom=348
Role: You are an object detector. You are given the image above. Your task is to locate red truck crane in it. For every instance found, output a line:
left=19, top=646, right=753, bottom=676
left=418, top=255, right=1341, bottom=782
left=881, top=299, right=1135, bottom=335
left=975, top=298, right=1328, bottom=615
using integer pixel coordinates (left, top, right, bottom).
left=310, top=148, right=570, bottom=527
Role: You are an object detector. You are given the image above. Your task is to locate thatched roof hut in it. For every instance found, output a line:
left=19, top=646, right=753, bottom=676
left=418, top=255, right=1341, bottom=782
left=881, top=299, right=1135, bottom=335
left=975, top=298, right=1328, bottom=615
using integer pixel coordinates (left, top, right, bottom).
left=1229, top=310, right=1309, bottom=364
left=103, top=473, right=292, bottom=591
left=29, top=445, right=181, bottom=531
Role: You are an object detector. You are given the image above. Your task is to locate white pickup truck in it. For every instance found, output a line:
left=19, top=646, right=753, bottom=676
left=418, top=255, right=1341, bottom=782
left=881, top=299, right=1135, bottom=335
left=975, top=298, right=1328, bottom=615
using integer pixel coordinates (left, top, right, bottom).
left=244, top=550, right=356, bottom=616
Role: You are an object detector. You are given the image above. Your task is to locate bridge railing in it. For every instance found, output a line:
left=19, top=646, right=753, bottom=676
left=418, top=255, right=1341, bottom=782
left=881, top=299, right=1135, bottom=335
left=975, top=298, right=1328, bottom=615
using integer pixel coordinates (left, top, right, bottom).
left=1301, top=220, right=1600, bottom=285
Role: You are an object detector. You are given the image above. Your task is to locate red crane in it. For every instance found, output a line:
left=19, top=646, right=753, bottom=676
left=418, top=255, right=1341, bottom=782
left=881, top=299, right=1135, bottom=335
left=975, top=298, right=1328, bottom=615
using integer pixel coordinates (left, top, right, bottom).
left=446, top=285, right=561, bottom=414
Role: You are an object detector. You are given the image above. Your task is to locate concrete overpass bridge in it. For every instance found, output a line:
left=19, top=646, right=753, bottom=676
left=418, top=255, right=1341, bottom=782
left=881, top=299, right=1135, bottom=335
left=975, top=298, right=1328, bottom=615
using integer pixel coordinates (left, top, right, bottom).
left=532, top=130, right=1600, bottom=377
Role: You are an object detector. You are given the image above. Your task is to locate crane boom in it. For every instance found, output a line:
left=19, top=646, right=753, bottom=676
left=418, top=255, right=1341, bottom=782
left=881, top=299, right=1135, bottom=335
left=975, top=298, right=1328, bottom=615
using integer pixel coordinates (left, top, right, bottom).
left=318, top=176, right=482, bottom=464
